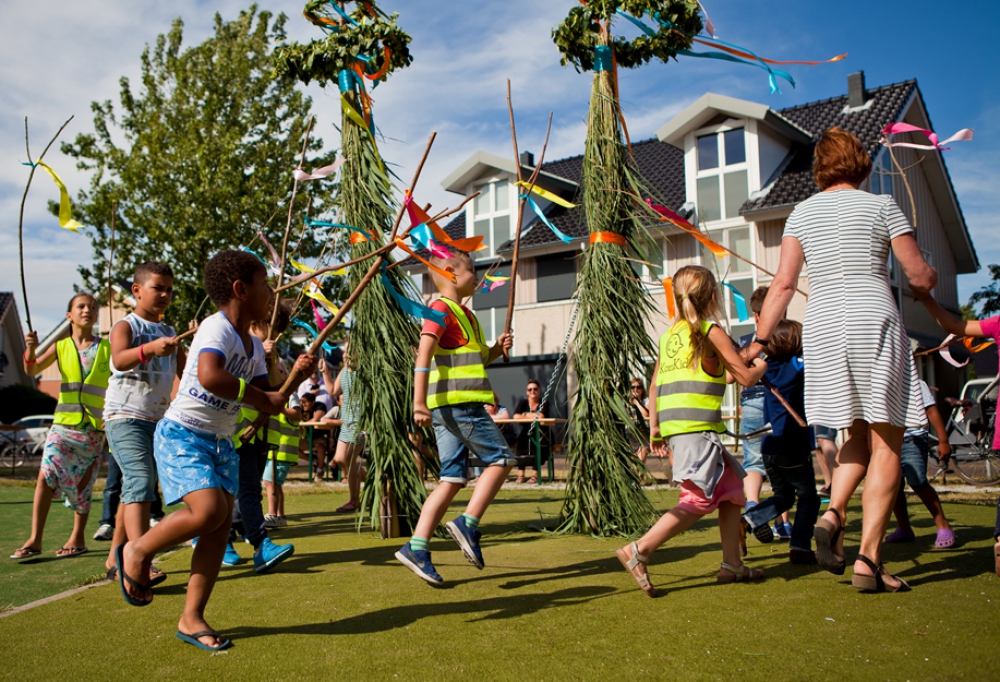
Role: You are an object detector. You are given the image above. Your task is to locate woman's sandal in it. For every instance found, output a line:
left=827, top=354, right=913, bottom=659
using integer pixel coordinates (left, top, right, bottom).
left=814, top=509, right=846, bottom=576
left=717, top=562, right=765, bottom=583
left=526, top=474, right=538, bottom=485
left=616, top=541, right=659, bottom=597
left=514, top=474, right=525, bottom=484
left=851, top=553, right=910, bottom=593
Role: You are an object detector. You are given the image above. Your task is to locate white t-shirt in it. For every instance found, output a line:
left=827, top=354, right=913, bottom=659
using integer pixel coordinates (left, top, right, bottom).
left=905, top=380, right=937, bottom=438
left=104, top=313, right=177, bottom=422
left=165, top=311, right=267, bottom=436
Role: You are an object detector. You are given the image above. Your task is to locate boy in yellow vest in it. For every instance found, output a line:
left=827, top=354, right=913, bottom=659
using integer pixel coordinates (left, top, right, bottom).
left=396, top=250, right=514, bottom=584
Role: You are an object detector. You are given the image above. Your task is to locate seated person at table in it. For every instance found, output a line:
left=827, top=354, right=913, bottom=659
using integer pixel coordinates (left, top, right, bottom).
left=513, top=379, right=550, bottom=484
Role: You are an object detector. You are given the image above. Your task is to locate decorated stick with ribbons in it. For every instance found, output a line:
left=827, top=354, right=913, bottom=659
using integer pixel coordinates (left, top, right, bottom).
left=502, top=79, right=554, bottom=362
left=17, top=115, right=75, bottom=332
left=240, top=131, right=438, bottom=442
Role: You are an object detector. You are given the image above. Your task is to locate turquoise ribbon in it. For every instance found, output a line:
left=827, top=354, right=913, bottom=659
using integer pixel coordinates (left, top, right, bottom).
left=240, top=247, right=269, bottom=268
left=722, top=282, right=750, bottom=322
left=290, top=318, right=337, bottom=353
left=593, top=45, right=613, bottom=72
left=306, top=218, right=373, bottom=240
left=380, top=268, right=446, bottom=325
left=327, top=1, right=359, bottom=27
left=338, top=69, right=361, bottom=94
left=521, top=194, right=573, bottom=244
left=408, top=223, right=433, bottom=251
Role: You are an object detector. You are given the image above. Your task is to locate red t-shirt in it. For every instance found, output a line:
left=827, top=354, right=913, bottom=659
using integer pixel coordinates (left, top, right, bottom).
left=978, top=315, right=1000, bottom=449
left=421, top=298, right=476, bottom=350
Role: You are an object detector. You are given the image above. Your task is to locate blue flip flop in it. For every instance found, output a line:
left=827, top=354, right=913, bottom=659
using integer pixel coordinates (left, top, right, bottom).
left=115, top=543, right=152, bottom=607
left=176, top=630, right=233, bottom=651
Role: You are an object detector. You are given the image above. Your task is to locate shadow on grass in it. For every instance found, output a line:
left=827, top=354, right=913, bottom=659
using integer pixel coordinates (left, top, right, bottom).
left=224, top=584, right=618, bottom=639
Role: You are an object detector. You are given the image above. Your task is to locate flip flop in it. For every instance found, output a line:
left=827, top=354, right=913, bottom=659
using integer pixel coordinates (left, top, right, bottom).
left=10, top=547, right=41, bottom=561
left=115, top=543, right=152, bottom=607
left=933, top=529, right=955, bottom=549
left=107, top=565, right=167, bottom=587
left=55, top=546, right=89, bottom=559
left=176, top=630, right=233, bottom=651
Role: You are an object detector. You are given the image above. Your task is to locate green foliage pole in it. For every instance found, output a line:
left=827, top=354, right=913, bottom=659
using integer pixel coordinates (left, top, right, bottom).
left=63, top=6, right=338, bottom=327
left=276, top=2, right=426, bottom=537
left=552, top=2, right=703, bottom=536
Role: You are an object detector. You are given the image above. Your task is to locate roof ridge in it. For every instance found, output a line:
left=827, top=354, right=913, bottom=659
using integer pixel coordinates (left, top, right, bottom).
left=777, top=79, right=917, bottom=115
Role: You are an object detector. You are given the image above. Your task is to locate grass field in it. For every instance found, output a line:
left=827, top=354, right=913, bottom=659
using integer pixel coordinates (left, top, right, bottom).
left=1, top=480, right=999, bottom=681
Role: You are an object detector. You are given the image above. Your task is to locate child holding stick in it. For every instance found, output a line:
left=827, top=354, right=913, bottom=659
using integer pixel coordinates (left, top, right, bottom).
left=396, top=249, right=515, bottom=584
left=617, top=266, right=767, bottom=597
left=115, top=251, right=314, bottom=652
left=12, top=293, right=110, bottom=561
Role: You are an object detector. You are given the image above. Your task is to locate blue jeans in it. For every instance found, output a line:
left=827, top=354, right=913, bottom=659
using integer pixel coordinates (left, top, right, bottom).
left=106, top=418, right=159, bottom=505
left=232, top=438, right=268, bottom=549
left=900, top=433, right=930, bottom=489
left=740, top=394, right=766, bottom=476
left=744, top=451, right=821, bottom=551
left=100, top=451, right=163, bottom=526
left=433, top=403, right=516, bottom=484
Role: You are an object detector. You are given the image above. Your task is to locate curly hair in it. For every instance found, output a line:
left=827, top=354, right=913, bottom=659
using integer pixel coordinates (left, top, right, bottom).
left=204, top=250, right=266, bottom=308
left=134, top=261, right=174, bottom=285
left=813, top=127, right=872, bottom=189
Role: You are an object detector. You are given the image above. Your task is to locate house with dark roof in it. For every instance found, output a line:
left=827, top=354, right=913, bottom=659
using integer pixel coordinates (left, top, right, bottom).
left=407, top=72, right=979, bottom=414
left=0, top=293, right=34, bottom=390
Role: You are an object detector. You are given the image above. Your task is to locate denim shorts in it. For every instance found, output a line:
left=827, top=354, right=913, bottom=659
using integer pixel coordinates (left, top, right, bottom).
left=900, top=432, right=930, bottom=489
left=740, top=394, right=766, bottom=476
left=263, top=461, right=292, bottom=485
left=106, top=418, right=159, bottom=505
left=814, top=425, right=838, bottom=442
left=433, top=403, right=516, bottom=484
left=154, top=418, right=239, bottom=506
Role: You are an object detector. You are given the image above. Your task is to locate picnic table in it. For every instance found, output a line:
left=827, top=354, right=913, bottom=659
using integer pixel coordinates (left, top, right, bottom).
left=300, top=420, right=342, bottom=482
left=492, top=417, right=567, bottom=485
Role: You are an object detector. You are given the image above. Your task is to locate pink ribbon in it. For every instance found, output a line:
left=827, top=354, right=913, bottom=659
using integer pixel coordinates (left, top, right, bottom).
left=938, top=334, right=969, bottom=368
left=426, top=238, right=452, bottom=259
left=881, top=123, right=973, bottom=151
left=292, top=158, right=346, bottom=182
left=256, top=230, right=281, bottom=268
left=311, top=299, right=327, bottom=331
left=697, top=1, right=717, bottom=38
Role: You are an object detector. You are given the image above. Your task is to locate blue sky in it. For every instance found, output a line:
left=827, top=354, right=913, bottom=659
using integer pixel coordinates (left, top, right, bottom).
left=2, top=0, right=997, bottom=333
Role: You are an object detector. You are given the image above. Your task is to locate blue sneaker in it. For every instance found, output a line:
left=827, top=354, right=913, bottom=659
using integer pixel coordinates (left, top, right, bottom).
left=394, top=542, right=443, bottom=585
left=222, top=542, right=243, bottom=566
left=253, top=538, right=294, bottom=574
left=446, top=516, right=484, bottom=569
left=774, top=522, right=793, bottom=541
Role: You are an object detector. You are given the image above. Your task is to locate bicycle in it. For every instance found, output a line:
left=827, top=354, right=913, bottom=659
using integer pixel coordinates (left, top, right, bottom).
left=0, top=432, right=37, bottom=470
left=943, top=374, right=1000, bottom=486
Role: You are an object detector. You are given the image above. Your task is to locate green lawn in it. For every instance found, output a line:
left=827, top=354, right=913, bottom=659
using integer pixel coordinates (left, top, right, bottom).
left=1, top=482, right=998, bottom=681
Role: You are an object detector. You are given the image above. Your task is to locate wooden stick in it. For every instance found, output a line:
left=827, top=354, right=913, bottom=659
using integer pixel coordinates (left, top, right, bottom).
left=17, top=115, right=74, bottom=332
left=272, top=243, right=395, bottom=293
left=760, top=376, right=807, bottom=428
left=885, top=143, right=918, bottom=230
left=915, top=335, right=967, bottom=357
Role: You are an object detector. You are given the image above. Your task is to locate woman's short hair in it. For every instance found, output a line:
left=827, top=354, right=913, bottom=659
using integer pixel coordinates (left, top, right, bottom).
left=812, top=127, right=872, bottom=190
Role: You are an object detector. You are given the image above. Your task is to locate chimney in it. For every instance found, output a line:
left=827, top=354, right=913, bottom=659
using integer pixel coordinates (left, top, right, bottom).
left=519, top=150, right=534, bottom=167
left=847, top=71, right=867, bottom=108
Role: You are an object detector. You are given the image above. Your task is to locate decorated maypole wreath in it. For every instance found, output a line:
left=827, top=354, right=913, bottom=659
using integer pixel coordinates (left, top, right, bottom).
left=552, top=1, right=703, bottom=536
left=276, top=1, right=427, bottom=537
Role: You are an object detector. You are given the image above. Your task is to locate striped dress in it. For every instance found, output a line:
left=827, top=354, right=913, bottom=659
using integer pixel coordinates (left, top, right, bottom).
left=783, top=189, right=926, bottom=429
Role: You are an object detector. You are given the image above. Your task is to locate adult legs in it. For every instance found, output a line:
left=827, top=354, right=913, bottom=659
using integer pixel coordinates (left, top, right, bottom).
left=853, top=422, right=905, bottom=587
left=819, top=420, right=871, bottom=560
left=816, top=437, right=838, bottom=490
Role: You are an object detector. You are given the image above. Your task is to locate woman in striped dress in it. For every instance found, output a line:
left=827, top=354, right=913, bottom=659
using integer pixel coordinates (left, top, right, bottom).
left=744, top=128, right=937, bottom=592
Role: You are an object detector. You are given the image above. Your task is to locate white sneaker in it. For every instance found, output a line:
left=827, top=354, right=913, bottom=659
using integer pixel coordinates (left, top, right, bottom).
left=149, top=517, right=161, bottom=528
left=263, top=514, right=280, bottom=528
left=93, top=523, right=114, bottom=541
left=278, top=516, right=288, bottom=527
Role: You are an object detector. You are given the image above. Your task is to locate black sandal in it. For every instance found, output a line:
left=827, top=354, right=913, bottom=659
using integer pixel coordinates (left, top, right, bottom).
left=814, top=508, right=846, bottom=576
left=851, top=553, right=910, bottom=593
left=115, top=543, right=152, bottom=607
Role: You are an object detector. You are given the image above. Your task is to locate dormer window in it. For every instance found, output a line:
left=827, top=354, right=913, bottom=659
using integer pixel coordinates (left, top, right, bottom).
left=695, top=127, right=749, bottom=223
left=471, top=179, right=511, bottom=259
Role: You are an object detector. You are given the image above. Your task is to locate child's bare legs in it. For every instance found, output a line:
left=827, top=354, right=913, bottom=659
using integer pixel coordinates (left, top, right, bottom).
left=717, top=501, right=746, bottom=568
left=413, top=481, right=464, bottom=539
left=464, top=465, right=512, bottom=520
left=334, top=440, right=363, bottom=504
left=816, top=438, right=838, bottom=489
left=635, top=507, right=702, bottom=558
left=744, top=471, right=764, bottom=506
left=275, top=484, right=285, bottom=517
left=19, top=469, right=55, bottom=552
left=264, top=480, right=277, bottom=516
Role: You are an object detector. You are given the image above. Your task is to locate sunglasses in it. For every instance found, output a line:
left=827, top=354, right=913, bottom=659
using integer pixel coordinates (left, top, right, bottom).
left=631, top=385, right=643, bottom=389
left=526, top=387, right=539, bottom=392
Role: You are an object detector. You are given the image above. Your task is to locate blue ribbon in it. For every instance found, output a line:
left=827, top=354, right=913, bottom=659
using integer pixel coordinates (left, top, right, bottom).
left=327, top=0, right=359, bottom=27
left=593, top=45, right=613, bottom=72
left=290, top=318, right=337, bottom=353
left=616, top=9, right=656, bottom=36
left=521, top=194, right=573, bottom=244
left=240, top=247, right=269, bottom=268
left=338, top=68, right=361, bottom=94
left=722, top=282, right=750, bottom=322
left=306, top=218, right=374, bottom=240
left=380, top=269, right=446, bottom=325
left=408, top=222, right=433, bottom=251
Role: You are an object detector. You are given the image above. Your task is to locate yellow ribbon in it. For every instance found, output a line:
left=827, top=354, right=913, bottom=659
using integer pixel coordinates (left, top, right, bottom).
left=303, top=281, right=341, bottom=317
left=291, top=259, right=346, bottom=276
left=340, top=94, right=386, bottom=175
left=35, top=161, right=82, bottom=232
left=516, top=181, right=578, bottom=209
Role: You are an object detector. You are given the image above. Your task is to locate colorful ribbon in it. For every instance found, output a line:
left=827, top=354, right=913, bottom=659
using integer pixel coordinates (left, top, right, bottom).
left=291, top=259, right=347, bottom=277
left=645, top=199, right=727, bottom=257
left=241, top=247, right=269, bottom=268
left=593, top=44, right=613, bottom=72
left=522, top=194, right=573, bottom=244
left=31, top=161, right=82, bottom=232
left=306, top=218, right=375, bottom=242
left=303, top=281, right=341, bottom=317
left=722, top=281, right=749, bottom=322
left=380, top=269, right=446, bottom=325
left=662, top=277, right=676, bottom=319
left=697, top=0, right=717, bottom=38
left=256, top=230, right=281, bottom=268
left=404, top=193, right=486, bottom=252
left=479, top=274, right=509, bottom=293
left=291, top=318, right=337, bottom=353
left=292, top=158, right=346, bottom=182
left=310, top=299, right=328, bottom=331
left=589, top=231, right=628, bottom=247
left=881, top=123, right=974, bottom=151
left=965, top=337, right=996, bottom=353
left=394, top=239, right=457, bottom=282
left=516, top=181, right=578, bottom=209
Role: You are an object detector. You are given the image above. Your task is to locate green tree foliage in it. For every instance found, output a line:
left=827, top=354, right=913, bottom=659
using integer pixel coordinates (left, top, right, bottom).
left=61, top=6, right=339, bottom=326
left=969, top=264, right=1000, bottom=317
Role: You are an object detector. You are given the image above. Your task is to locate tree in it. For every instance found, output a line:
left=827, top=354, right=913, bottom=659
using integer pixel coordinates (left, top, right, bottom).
left=969, top=264, right=1000, bottom=317
left=61, top=5, right=339, bottom=326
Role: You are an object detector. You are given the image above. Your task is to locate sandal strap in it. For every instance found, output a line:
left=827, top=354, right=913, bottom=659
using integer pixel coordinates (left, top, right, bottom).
left=719, top=562, right=742, bottom=575
left=186, top=630, right=221, bottom=639
left=626, top=541, right=649, bottom=567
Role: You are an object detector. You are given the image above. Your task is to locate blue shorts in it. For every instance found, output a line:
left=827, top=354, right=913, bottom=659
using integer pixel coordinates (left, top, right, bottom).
left=263, top=460, right=292, bottom=485
left=106, top=418, right=159, bottom=505
left=740, top=394, right=766, bottom=477
left=900, top=433, right=930, bottom=489
left=433, top=403, right=516, bottom=484
left=814, top=425, right=838, bottom=442
left=154, top=418, right=239, bottom=506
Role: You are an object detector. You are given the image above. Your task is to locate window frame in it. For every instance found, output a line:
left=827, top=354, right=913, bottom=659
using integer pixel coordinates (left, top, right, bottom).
left=694, top=124, right=750, bottom=225
left=468, top=177, right=513, bottom=260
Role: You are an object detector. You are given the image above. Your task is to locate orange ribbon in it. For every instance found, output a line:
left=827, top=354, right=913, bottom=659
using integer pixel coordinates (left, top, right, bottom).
left=350, top=231, right=369, bottom=244
left=589, top=231, right=628, bottom=247
left=405, top=191, right=486, bottom=253
left=964, top=337, right=996, bottom=353
left=645, top=200, right=727, bottom=258
left=662, top=277, right=676, bottom=319
left=363, top=45, right=392, bottom=81
left=686, top=34, right=847, bottom=66
left=394, top=238, right=457, bottom=282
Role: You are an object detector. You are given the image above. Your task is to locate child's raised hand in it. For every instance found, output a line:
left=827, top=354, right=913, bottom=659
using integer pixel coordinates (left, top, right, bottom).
left=496, top=331, right=514, bottom=351
left=146, top=337, right=179, bottom=357
left=24, top=331, right=38, bottom=350
left=262, top=339, right=277, bottom=358
left=293, top=353, right=317, bottom=376
left=413, top=404, right=432, bottom=428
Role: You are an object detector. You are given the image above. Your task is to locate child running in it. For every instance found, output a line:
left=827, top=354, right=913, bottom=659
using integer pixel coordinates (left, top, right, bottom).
left=739, top=320, right=822, bottom=564
left=322, top=339, right=364, bottom=511
left=115, top=250, right=314, bottom=652
left=617, top=265, right=767, bottom=597
left=395, top=248, right=515, bottom=584
left=102, top=262, right=185, bottom=586
left=12, top=293, right=110, bottom=561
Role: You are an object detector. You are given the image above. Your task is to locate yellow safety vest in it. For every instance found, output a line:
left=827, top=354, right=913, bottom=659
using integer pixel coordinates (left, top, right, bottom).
left=232, top=405, right=262, bottom=446
left=655, top=320, right=726, bottom=437
left=53, top=337, right=112, bottom=431
left=266, top=412, right=301, bottom=464
left=426, top=298, right=493, bottom=410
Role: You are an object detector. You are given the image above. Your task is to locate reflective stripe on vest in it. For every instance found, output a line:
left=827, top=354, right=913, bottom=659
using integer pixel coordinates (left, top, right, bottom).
left=53, top=337, right=112, bottom=431
left=426, top=298, right=493, bottom=409
left=267, top=412, right=301, bottom=463
left=655, top=320, right=726, bottom=437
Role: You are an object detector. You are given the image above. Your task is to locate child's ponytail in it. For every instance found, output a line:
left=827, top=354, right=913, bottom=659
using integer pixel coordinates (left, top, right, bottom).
left=672, top=266, right=725, bottom=371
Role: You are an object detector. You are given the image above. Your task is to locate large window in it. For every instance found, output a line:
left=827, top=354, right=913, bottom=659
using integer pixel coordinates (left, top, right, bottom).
left=471, top=180, right=511, bottom=259
left=536, top=253, right=577, bottom=303
left=472, top=264, right=511, bottom=343
left=695, top=128, right=749, bottom=223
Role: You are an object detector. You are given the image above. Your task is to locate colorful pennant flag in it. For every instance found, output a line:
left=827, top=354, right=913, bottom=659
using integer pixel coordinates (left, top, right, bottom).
left=292, top=158, right=346, bottom=181
left=31, top=161, right=82, bottom=232
left=881, top=123, right=973, bottom=151
left=515, top=181, right=578, bottom=209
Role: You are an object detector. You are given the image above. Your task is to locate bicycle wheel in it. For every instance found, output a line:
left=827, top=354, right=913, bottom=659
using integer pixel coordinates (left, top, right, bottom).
left=951, top=443, right=1000, bottom=486
left=0, top=442, right=26, bottom=468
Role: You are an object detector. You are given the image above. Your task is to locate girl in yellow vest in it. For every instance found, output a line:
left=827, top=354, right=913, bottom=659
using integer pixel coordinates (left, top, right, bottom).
left=12, top=293, right=111, bottom=561
left=616, top=266, right=768, bottom=596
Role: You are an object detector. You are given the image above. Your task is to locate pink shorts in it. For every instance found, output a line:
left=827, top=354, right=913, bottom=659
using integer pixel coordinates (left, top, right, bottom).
left=676, top=465, right=746, bottom=515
